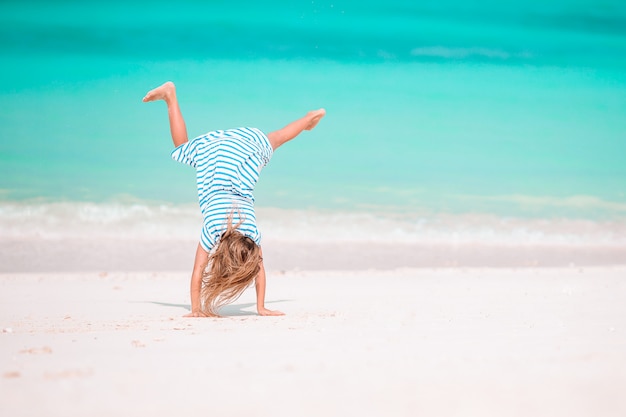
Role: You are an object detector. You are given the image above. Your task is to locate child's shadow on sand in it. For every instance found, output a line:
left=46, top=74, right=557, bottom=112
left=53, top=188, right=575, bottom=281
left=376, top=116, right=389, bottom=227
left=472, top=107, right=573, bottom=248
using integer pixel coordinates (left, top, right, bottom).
left=146, top=300, right=289, bottom=316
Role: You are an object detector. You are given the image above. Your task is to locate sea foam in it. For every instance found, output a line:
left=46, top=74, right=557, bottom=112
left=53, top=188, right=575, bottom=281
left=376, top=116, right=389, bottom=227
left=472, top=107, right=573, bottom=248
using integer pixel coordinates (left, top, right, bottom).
left=1, top=202, right=624, bottom=248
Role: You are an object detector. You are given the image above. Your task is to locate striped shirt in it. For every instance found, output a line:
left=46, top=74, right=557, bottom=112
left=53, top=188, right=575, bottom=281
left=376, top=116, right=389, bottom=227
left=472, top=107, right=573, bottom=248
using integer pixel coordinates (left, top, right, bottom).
left=171, top=127, right=273, bottom=252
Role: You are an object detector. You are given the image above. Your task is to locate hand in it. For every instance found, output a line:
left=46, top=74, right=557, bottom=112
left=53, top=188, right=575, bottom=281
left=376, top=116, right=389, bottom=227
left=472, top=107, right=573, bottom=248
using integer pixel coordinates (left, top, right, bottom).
left=183, top=310, right=208, bottom=318
left=257, top=307, right=285, bottom=316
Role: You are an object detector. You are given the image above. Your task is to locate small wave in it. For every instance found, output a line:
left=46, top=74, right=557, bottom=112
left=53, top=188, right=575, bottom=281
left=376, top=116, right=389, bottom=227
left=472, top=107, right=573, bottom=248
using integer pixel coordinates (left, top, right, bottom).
left=257, top=208, right=626, bottom=247
left=1, top=201, right=624, bottom=248
left=0, top=202, right=202, bottom=240
left=410, top=46, right=531, bottom=60
left=455, top=194, right=626, bottom=212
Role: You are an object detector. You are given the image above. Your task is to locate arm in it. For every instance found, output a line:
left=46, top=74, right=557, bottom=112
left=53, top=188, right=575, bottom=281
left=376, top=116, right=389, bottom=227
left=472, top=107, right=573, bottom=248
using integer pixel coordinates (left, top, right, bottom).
left=255, top=249, right=285, bottom=316
left=184, top=243, right=209, bottom=317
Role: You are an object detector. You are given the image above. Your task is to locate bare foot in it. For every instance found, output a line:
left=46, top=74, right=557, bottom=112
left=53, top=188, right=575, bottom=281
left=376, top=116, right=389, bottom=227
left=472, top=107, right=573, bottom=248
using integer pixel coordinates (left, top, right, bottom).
left=304, top=108, right=326, bottom=130
left=142, top=81, right=176, bottom=103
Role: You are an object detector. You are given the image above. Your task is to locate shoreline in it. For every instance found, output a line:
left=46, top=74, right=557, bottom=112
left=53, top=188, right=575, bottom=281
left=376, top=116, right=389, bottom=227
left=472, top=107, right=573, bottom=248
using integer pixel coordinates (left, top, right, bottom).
left=2, top=238, right=625, bottom=273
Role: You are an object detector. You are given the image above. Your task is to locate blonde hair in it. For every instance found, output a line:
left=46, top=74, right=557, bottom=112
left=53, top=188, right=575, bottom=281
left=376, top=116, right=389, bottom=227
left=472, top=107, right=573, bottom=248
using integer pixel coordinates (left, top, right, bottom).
left=200, top=219, right=262, bottom=317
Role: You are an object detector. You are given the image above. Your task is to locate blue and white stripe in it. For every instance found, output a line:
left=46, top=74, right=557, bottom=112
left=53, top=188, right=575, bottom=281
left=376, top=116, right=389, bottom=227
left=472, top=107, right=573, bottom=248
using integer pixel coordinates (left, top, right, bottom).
left=171, top=127, right=273, bottom=252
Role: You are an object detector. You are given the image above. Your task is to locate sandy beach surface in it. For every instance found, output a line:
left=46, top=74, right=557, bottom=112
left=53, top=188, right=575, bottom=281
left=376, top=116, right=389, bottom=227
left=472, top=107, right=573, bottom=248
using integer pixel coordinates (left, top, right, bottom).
left=1, top=267, right=625, bottom=417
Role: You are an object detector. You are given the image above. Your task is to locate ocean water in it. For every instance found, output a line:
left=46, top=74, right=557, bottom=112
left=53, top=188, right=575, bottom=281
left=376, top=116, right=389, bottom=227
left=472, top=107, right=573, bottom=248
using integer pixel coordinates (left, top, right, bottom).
left=1, top=0, right=626, bottom=254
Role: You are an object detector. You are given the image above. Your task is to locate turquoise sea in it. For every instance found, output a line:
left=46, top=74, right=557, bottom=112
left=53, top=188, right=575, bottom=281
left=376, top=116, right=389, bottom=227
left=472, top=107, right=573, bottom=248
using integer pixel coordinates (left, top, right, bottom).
left=1, top=0, right=626, bottom=251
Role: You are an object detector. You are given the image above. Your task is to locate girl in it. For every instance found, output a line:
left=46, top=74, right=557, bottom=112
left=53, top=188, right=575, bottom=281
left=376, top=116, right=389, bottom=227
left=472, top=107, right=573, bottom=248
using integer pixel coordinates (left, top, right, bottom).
left=143, top=82, right=325, bottom=317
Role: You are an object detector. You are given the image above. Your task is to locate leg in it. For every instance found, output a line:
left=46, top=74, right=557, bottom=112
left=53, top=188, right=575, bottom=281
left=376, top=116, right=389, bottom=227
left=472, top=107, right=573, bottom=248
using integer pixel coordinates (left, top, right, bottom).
left=267, top=108, right=326, bottom=150
left=143, top=81, right=188, bottom=147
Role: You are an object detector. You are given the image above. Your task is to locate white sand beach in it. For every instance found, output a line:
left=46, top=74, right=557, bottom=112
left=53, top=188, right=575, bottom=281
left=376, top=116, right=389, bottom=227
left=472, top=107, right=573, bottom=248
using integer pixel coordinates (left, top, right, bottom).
left=2, top=267, right=625, bottom=417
